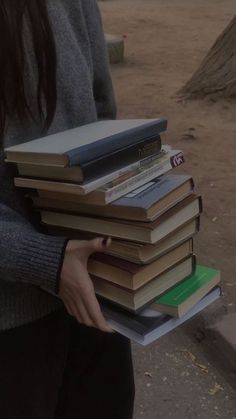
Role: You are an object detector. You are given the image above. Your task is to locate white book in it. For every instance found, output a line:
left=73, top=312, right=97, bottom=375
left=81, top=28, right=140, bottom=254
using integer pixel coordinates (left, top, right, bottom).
left=101, top=287, right=221, bottom=346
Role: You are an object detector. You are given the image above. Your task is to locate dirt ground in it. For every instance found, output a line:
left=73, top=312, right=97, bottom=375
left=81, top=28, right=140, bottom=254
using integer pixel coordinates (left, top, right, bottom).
left=100, top=0, right=236, bottom=310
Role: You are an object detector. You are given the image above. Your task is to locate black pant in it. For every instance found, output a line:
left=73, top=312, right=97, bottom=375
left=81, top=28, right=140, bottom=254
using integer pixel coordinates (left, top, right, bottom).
left=0, top=309, right=135, bottom=419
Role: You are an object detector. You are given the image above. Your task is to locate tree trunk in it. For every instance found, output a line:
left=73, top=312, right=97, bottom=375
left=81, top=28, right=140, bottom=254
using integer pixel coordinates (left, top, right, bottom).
left=178, top=16, right=236, bottom=99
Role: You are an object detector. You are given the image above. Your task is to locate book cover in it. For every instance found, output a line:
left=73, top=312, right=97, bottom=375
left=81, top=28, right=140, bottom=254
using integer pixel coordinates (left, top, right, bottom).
left=101, top=287, right=221, bottom=345
left=132, top=194, right=202, bottom=230
left=151, top=265, right=221, bottom=317
left=6, top=118, right=167, bottom=167
left=110, top=174, right=193, bottom=209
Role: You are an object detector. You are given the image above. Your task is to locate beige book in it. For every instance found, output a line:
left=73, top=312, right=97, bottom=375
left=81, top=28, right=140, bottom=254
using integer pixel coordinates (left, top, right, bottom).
left=40, top=194, right=202, bottom=244
left=88, top=240, right=193, bottom=290
left=92, top=256, right=195, bottom=312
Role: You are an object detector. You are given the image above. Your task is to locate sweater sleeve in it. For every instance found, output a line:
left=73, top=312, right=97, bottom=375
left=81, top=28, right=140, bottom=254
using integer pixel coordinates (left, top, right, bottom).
left=0, top=156, right=68, bottom=295
left=83, top=0, right=117, bottom=120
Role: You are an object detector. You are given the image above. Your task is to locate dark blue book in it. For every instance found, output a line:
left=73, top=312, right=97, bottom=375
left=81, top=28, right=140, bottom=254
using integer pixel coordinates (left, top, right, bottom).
left=5, top=118, right=167, bottom=167
left=79, top=134, right=162, bottom=181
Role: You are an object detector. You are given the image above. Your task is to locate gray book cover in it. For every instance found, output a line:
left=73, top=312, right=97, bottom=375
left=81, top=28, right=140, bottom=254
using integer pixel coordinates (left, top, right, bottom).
left=111, top=174, right=193, bottom=209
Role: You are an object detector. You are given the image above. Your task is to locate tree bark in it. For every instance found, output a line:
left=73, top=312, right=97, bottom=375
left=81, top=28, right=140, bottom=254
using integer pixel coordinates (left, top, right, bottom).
left=178, top=16, right=236, bottom=99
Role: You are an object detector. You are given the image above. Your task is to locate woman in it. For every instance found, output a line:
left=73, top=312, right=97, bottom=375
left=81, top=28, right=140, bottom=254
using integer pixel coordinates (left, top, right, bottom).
left=0, top=1, right=135, bottom=418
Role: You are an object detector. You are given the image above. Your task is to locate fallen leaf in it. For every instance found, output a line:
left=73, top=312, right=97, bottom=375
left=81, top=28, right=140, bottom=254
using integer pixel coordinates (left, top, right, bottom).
left=195, top=363, right=209, bottom=373
left=180, top=349, right=196, bottom=362
left=209, top=383, right=224, bottom=396
left=182, top=133, right=197, bottom=141
left=180, top=349, right=209, bottom=373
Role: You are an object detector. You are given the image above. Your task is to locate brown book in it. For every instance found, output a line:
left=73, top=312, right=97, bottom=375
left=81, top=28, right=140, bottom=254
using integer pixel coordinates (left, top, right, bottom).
left=106, top=218, right=199, bottom=263
left=46, top=217, right=200, bottom=264
left=92, top=255, right=195, bottom=312
left=89, top=240, right=193, bottom=290
left=41, top=194, right=202, bottom=244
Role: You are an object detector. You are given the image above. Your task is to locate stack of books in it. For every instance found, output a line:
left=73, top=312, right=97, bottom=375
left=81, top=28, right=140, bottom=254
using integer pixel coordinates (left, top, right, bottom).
left=5, top=118, right=221, bottom=345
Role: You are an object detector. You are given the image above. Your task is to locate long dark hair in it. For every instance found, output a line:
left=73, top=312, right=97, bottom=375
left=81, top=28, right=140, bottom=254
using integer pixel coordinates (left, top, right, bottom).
left=0, top=0, right=57, bottom=144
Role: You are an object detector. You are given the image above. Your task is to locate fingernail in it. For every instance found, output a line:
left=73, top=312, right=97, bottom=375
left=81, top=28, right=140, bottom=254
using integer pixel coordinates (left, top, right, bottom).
left=104, top=326, right=114, bottom=333
left=103, top=238, right=112, bottom=247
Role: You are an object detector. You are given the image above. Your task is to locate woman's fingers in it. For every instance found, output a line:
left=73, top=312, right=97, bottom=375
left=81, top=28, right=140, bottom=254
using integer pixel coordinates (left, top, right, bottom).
left=74, top=301, right=94, bottom=328
left=62, top=278, right=112, bottom=332
left=80, top=281, right=113, bottom=333
left=63, top=295, right=82, bottom=321
left=76, top=237, right=112, bottom=261
left=60, top=238, right=113, bottom=332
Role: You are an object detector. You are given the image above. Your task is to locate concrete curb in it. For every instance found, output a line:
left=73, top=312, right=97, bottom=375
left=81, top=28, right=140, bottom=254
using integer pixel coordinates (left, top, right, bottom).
left=204, top=313, right=236, bottom=387
left=186, top=307, right=236, bottom=390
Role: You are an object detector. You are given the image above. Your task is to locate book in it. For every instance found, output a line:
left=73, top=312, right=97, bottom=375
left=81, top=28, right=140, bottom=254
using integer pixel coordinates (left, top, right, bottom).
left=88, top=239, right=193, bottom=290
left=34, top=174, right=194, bottom=222
left=5, top=118, right=167, bottom=167
left=92, top=255, right=195, bottom=312
left=41, top=194, right=202, bottom=244
left=47, top=217, right=200, bottom=264
left=106, top=217, right=199, bottom=263
left=101, top=287, right=221, bottom=345
left=15, top=135, right=162, bottom=183
left=150, top=265, right=221, bottom=318
left=15, top=147, right=185, bottom=201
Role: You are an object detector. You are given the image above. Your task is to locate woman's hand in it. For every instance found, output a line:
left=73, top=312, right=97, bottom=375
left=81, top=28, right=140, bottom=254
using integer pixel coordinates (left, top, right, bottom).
left=59, top=238, right=113, bottom=333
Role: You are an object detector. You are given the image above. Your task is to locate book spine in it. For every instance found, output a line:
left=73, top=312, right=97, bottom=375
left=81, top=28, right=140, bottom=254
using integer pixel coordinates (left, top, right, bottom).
left=66, top=119, right=168, bottom=166
left=14, top=151, right=168, bottom=197
left=103, top=151, right=185, bottom=204
left=81, top=135, right=162, bottom=182
left=80, top=150, right=168, bottom=194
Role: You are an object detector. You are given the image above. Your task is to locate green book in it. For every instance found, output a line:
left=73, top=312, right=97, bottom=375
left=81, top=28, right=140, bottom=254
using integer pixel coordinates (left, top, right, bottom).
left=151, top=265, right=220, bottom=318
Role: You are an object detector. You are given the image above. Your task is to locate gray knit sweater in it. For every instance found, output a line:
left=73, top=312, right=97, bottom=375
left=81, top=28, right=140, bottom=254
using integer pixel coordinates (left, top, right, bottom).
left=0, top=0, right=116, bottom=330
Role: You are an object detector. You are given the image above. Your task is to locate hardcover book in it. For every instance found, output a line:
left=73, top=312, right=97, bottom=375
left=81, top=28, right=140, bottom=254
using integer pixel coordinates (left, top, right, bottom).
left=150, top=265, right=221, bottom=318
left=92, top=255, right=195, bottom=312
left=34, top=173, right=194, bottom=222
left=106, top=218, right=199, bottom=263
left=88, top=239, right=193, bottom=290
left=5, top=118, right=167, bottom=167
left=46, top=217, right=200, bottom=264
left=101, top=287, right=221, bottom=345
left=41, top=194, right=202, bottom=244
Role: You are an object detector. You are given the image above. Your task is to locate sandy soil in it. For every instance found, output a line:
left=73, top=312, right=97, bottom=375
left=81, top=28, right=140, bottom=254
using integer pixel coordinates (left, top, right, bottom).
left=100, top=0, right=236, bottom=310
